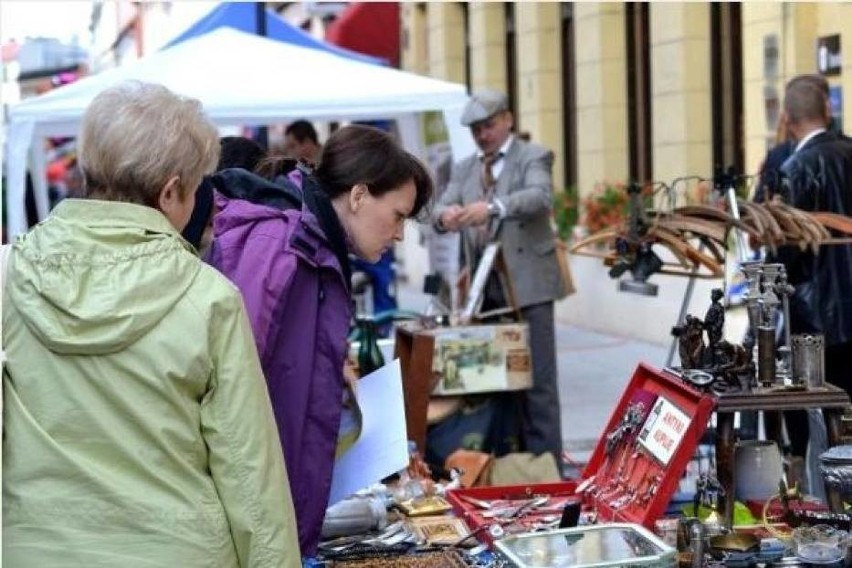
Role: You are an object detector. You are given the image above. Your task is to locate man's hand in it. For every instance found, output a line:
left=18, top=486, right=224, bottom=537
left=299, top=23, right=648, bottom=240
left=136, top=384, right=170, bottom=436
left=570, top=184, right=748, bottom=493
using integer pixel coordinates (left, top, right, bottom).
left=439, top=204, right=465, bottom=231
left=458, top=201, right=490, bottom=226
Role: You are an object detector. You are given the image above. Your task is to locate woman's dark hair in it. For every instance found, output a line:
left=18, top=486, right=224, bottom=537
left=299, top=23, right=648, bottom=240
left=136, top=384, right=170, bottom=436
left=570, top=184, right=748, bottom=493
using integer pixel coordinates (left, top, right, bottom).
left=254, top=155, right=300, bottom=181
left=314, top=125, right=433, bottom=218
left=218, top=136, right=266, bottom=171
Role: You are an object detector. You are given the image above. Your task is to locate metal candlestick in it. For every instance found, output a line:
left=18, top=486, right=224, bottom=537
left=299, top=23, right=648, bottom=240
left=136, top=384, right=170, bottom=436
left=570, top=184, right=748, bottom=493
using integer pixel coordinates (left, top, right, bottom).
left=774, top=266, right=796, bottom=384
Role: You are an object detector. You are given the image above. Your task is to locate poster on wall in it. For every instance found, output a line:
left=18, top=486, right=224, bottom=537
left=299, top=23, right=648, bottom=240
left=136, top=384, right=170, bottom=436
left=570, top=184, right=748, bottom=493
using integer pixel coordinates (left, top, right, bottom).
left=817, top=35, right=842, bottom=77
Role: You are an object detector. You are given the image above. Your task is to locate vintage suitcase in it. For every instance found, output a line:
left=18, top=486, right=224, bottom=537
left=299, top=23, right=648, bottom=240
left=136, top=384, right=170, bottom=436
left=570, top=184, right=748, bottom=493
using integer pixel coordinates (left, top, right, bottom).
left=447, top=363, right=716, bottom=546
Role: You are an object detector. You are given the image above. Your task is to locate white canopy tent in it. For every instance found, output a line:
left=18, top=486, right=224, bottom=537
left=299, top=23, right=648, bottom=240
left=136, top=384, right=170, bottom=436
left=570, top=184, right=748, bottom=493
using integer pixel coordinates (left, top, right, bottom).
left=5, top=27, right=474, bottom=238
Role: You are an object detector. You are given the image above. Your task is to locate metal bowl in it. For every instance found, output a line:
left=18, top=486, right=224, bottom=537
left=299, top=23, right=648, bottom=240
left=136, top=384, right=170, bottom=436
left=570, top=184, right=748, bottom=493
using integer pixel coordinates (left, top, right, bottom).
left=708, top=533, right=760, bottom=554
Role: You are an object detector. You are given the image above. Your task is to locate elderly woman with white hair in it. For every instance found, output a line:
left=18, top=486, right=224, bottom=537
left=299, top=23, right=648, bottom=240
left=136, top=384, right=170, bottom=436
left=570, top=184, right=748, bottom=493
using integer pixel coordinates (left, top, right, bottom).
left=2, top=81, right=300, bottom=567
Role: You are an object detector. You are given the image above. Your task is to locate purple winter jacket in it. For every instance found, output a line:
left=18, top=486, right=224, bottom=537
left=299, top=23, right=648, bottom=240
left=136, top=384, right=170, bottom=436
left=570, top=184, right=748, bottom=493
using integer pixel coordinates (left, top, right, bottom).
left=207, top=191, right=351, bottom=557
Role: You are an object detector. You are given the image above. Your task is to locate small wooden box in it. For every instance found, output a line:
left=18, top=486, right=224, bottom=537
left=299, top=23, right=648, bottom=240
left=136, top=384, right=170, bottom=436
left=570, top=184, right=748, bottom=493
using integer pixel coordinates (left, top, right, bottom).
left=395, top=322, right=532, bottom=453
left=446, top=363, right=717, bottom=540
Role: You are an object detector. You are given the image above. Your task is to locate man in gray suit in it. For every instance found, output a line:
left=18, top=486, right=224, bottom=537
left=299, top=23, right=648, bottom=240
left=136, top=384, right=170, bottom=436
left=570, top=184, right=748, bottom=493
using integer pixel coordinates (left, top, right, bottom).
left=434, top=88, right=569, bottom=462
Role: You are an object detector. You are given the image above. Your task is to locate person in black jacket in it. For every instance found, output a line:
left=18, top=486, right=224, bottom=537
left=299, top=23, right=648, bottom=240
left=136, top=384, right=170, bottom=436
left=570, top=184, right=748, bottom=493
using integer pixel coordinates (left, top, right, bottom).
left=749, top=75, right=830, bottom=458
left=778, top=75, right=852, bottom=397
left=754, top=75, right=837, bottom=204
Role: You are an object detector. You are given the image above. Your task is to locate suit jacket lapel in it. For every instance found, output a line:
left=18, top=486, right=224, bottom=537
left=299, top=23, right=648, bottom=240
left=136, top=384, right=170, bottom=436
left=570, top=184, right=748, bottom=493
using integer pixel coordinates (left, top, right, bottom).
left=463, top=157, right=482, bottom=203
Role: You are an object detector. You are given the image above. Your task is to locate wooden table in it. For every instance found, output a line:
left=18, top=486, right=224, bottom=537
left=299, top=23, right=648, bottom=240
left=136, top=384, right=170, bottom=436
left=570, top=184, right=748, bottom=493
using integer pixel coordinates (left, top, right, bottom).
left=714, top=384, right=851, bottom=528
left=394, top=323, right=439, bottom=453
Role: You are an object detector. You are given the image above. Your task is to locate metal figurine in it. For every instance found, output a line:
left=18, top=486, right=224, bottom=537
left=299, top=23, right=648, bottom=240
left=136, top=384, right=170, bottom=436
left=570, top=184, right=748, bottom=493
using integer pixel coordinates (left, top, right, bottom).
left=703, top=288, right=726, bottom=363
left=693, top=473, right=725, bottom=518
left=672, top=315, right=706, bottom=370
left=671, top=289, right=756, bottom=391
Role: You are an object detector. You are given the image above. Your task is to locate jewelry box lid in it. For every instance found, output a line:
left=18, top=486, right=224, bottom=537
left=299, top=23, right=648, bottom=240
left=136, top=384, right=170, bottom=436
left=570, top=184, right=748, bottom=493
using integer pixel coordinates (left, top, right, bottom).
left=579, top=362, right=716, bottom=528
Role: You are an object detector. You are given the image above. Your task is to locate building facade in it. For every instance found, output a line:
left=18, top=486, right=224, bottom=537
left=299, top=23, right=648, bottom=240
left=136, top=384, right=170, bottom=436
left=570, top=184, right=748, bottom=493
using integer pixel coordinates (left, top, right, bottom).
left=401, top=1, right=852, bottom=342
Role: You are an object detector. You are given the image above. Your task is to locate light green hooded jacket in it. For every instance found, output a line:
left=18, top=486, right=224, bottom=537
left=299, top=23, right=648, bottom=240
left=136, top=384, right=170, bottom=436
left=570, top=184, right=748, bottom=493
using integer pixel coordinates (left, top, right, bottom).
left=2, top=200, right=300, bottom=567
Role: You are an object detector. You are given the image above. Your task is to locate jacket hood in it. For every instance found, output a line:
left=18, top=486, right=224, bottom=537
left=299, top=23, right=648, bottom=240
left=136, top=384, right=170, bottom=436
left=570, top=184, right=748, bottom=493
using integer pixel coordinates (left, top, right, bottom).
left=8, top=199, right=200, bottom=355
left=210, top=168, right=352, bottom=291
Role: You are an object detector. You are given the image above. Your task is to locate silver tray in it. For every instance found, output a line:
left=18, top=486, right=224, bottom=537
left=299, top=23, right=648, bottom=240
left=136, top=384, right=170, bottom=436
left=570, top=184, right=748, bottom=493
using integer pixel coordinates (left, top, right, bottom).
left=493, top=522, right=677, bottom=568
left=820, top=445, right=852, bottom=464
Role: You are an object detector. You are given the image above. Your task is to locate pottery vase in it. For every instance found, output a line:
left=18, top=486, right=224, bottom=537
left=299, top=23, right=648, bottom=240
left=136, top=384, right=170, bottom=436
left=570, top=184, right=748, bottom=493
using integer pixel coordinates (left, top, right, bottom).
left=735, top=440, right=785, bottom=502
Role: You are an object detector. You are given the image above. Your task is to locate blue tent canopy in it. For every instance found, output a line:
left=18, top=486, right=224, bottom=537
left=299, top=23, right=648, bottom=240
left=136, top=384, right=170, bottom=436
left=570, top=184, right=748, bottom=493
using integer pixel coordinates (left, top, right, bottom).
left=163, top=2, right=386, bottom=66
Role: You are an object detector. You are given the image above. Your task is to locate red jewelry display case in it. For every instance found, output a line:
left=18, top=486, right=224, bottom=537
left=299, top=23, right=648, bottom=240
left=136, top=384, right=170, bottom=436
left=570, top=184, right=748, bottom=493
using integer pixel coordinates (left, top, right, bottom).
left=447, top=362, right=716, bottom=546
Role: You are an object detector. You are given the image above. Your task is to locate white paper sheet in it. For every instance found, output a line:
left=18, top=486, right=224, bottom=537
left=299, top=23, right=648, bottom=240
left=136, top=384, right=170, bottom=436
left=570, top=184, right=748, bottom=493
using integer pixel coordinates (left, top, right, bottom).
left=328, top=358, right=409, bottom=506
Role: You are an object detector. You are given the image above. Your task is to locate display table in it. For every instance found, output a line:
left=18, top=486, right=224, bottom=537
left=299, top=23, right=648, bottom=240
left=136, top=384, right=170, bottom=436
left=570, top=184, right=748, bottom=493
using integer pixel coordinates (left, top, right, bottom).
left=713, top=384, right=851, bottom=527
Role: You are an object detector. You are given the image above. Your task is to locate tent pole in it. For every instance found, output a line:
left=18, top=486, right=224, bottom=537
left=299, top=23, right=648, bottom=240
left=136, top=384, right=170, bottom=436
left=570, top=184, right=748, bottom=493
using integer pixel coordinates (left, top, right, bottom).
left=256, top=2, right=270, bottom=151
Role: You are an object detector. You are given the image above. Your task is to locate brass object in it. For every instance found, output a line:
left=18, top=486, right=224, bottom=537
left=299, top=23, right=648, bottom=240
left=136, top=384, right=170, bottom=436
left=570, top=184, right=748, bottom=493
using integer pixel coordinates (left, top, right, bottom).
left=396, top=495, right=452, bottom=517
left=407, top=515, right=470, bottom=546
left=707, top=532, right=760, bottom=553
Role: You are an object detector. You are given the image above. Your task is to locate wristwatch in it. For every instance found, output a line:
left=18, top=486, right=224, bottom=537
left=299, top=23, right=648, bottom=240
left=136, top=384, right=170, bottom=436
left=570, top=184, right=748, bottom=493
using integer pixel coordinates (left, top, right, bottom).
left=487, top=201, right=500, bottom=217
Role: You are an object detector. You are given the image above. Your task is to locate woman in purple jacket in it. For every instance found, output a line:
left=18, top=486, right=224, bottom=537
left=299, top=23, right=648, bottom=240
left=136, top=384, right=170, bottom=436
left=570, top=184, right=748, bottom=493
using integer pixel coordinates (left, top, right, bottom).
left=201, top=125, right=433, bottom=557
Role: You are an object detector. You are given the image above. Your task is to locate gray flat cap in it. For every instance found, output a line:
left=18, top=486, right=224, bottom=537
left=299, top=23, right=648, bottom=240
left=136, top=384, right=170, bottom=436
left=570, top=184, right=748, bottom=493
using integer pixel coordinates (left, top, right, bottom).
left=460, top=88, right=509, bottom=126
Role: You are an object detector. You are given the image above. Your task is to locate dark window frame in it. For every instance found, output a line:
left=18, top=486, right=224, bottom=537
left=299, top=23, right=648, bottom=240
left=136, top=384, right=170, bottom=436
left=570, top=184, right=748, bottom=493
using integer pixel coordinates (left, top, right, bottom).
left=625, top=2, right=652, bottom=185
left=461, top=2, right=471, bottom=91
left=710, top=3, right=744, bottom=177
left=561, top=3, right=577, bottom=189
left=504, top=3, right=518, bottom=118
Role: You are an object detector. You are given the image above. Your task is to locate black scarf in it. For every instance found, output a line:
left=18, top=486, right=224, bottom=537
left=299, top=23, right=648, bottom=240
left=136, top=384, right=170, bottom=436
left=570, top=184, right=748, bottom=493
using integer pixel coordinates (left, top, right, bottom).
left=300, top=174, right=352, bottom=293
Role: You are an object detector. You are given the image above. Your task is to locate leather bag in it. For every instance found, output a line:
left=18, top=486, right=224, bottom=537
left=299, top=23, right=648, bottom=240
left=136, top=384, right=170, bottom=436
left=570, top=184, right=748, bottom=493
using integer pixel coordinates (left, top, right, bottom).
left=554, top=239, right=577, bottom=297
